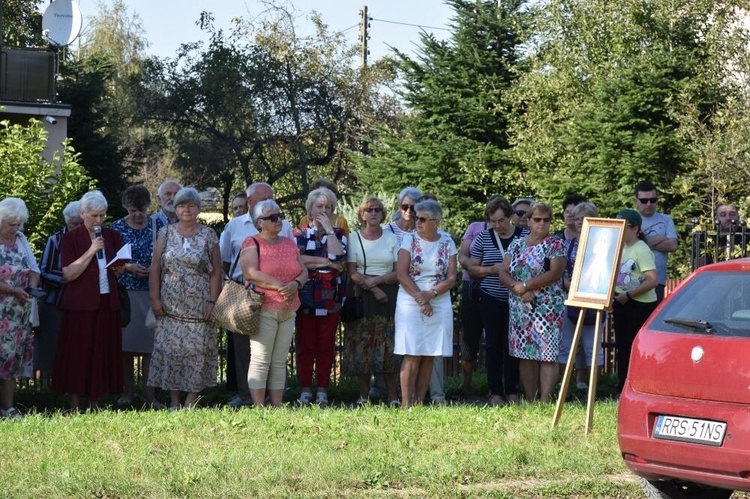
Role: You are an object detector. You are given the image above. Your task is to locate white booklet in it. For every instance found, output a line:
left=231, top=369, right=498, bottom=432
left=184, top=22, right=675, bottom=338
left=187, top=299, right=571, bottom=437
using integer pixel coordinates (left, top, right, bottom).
left=106, top=243, right=132, bottom=268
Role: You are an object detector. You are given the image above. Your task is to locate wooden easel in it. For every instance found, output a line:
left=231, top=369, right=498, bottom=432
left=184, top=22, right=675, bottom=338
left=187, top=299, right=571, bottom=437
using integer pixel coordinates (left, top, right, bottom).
left=552, top=304, right=606, bottom=434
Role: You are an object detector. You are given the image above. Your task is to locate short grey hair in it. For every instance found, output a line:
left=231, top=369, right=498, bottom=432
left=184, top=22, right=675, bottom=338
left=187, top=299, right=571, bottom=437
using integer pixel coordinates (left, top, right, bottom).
left=157, top=179, right=182, bottom=197
left=415, top=199, right=442, bottom=220
left=62, top=201, right=81, bottom=222
left=512, top=198, right=535, bottom=210
left=305, top=187, right=337, bottom=216
left=246, top=182, right=273, bottom=199
left=173, top=187, right=202, bottom=209
left=572, top=201, right=598, bottom=219
left=80, top=190, right=108, bottom=213
left=398, top=186, right=422, bottom=205
left=252, top=199, right=280, bottom=230
left=0, top=197, right=29, bottom=226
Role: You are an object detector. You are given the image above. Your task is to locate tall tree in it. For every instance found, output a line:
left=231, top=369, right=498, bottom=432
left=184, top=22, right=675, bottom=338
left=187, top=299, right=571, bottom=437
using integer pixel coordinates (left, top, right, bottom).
left=57, top=54, right=131, bottom=215
left=139, top=4, right=396, bottom=217
left=1, top=0, right=44, bottom=47
left=58, top=0, right=151, bottom=214
left=358, top=0, right=528, bottom=235
left=509, top=0, right=736, bottom=217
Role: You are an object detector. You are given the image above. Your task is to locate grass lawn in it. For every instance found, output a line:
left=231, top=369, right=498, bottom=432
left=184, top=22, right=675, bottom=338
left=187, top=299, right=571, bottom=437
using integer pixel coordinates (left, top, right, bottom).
left=0, top=375, right=644, bottom=498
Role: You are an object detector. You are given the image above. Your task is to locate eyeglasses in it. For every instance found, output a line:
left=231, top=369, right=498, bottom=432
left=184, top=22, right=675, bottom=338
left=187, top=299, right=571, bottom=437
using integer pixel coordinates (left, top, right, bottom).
left=364, top=207, right=383, bottom=213
left=514, top=210, right=527, bottom=217
left=416, top=216, right=437, bottom=224
left=531, top=217, right=551, bottom=223
left=637, top=197, right=658, bottom=204
left=258, top=213, right=285, bottom=223
left=401, top=204, right=415, bottom=213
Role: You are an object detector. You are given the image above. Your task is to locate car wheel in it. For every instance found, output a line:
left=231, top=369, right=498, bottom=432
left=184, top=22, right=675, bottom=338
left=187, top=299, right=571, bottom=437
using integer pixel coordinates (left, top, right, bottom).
left=639, top=478, right=733, bottom=499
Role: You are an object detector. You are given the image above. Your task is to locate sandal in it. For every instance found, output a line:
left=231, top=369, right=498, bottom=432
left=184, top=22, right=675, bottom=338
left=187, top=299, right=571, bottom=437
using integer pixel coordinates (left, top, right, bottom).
left=2, top=407, right=23, bottom=420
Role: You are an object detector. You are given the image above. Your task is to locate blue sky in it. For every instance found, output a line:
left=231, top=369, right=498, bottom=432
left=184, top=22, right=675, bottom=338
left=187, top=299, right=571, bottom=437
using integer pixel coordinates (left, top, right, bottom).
left=70, top=0, right=455, bottom=61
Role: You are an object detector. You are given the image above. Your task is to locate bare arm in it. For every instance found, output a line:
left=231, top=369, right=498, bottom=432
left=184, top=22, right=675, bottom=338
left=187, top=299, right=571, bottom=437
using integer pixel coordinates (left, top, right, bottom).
left=457, top=238, right=473, bottom=272
left=149, top=231, right=165, bottom=315
left=466, top=256, right=503, bottom=280
left=204, top=242, right=223, bottom=321
left=509, top=256, right=566, bottom=296
left=62, top=236, right=102, bottom=283
left=615, top=269, right=658, bottom=304
left=646, top=235, right=678, bottom=253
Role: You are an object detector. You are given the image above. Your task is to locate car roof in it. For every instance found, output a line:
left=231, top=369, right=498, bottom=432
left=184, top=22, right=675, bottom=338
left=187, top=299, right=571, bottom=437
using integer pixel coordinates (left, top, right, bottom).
left=694, top=257, right=750, bottom=273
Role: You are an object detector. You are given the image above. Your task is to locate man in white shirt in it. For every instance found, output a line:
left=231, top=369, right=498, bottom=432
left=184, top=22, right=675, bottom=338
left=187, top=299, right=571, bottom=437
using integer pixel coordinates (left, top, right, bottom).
left=220, top=182, right=293, bottom=406
left=634, top=180, right=678, bottom=303
left=153, top=180, right=182, bottom=226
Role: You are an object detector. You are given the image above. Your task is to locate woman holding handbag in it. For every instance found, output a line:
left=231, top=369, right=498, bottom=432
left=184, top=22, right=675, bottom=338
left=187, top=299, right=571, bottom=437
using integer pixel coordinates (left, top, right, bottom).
left=344, top=197, right=400, bottom=406
left=240, top=200, right=307, bottom=407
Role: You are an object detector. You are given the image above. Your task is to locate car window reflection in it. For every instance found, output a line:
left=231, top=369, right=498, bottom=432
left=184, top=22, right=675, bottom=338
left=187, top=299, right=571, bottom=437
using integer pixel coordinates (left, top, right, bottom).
left=652, top=272, right=750, bottom=338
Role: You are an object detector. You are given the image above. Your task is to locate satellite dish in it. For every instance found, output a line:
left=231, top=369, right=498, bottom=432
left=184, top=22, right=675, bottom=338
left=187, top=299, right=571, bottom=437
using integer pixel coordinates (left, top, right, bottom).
left=42, top=0, right=83, bottom=47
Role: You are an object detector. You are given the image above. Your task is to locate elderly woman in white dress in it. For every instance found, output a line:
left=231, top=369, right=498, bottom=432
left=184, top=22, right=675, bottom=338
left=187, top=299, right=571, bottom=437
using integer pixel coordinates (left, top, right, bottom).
left=394, top=199, right=457, bottom=407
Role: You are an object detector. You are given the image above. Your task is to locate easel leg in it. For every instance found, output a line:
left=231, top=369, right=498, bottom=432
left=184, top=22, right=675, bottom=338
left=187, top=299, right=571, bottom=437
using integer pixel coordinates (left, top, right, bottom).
left=552, top=309, right=585, bottom=428
left=585, top=310, right=604, bottom=434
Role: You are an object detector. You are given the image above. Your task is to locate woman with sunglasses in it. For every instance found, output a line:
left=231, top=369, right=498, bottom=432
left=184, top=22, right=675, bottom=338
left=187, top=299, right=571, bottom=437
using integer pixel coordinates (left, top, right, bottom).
left=499, top=202, right=566, bottom=402
left=395, top=199, right=457, bottom=407
left=343, top=196, right=400, bottom=406
left=386, top=187, right=423, bottom=243
left=240, top=200, right=307, bottom=406
left=511, top=198, right=534, bottom=230
left=295, top=187, right=347, bottom=407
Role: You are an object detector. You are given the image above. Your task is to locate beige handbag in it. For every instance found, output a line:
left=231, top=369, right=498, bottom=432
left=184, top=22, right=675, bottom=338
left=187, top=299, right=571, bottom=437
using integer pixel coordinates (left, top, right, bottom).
left=212, top=237, right=265, bottom=335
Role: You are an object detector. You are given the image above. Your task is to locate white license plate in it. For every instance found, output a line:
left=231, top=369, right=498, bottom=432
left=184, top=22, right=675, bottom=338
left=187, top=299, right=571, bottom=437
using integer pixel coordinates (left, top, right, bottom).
left=653, top=415, right=727, bottom=446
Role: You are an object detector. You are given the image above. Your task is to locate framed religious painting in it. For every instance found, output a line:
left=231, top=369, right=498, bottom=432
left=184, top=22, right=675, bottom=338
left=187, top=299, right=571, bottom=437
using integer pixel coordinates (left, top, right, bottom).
left=566, top=217, right=626, bottom=309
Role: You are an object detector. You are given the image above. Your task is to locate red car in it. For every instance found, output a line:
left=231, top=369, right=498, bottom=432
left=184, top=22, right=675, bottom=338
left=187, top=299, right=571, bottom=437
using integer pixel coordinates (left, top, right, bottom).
left=618, top=258, right=750, bottom=498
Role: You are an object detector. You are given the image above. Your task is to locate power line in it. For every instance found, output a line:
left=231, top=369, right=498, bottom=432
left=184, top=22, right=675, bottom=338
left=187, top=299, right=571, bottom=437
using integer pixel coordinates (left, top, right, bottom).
left=340, top=24, right=359, bottom=34
left=369, top=17, right=450, bottom=32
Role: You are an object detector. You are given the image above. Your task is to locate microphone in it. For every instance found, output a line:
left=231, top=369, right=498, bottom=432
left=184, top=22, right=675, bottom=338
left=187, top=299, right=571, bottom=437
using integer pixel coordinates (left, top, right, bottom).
left=94, top=226, right=104, bottom=259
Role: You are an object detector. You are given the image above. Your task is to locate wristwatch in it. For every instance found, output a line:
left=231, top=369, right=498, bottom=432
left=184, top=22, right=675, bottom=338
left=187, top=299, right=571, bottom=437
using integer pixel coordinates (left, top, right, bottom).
left=432, top=289, right=438, bottom=297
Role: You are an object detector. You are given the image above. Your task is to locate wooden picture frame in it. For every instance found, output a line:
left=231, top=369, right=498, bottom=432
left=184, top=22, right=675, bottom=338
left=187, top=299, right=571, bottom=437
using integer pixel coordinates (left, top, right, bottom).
left=565, top=217, right=626, bottom=310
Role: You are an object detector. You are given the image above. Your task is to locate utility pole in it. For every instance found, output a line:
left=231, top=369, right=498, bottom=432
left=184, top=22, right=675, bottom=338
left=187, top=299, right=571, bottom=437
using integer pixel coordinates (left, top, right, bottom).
left=359, top=5, right=369, bottom=68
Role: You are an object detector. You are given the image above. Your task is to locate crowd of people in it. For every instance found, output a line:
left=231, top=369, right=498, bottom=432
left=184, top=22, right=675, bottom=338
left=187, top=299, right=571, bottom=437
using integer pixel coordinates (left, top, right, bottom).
left=0, top=177, right=690, bottom=417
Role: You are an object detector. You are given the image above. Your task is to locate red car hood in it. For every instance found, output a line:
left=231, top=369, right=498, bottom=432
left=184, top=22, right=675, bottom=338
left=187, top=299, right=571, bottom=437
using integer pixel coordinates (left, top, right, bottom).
left=629, top=330, right=750, bottom=404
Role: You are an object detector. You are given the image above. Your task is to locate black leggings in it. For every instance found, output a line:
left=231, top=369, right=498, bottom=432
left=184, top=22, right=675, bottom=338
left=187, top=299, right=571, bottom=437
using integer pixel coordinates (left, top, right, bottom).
left=478, top=291, right=519, bottom=396
left=612, top=299, right=657, bottom=392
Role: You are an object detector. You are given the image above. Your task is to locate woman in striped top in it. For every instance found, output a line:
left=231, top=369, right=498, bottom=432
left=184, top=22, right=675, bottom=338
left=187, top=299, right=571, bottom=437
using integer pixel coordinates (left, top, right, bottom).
left=466, top=196, right=528, bottom=406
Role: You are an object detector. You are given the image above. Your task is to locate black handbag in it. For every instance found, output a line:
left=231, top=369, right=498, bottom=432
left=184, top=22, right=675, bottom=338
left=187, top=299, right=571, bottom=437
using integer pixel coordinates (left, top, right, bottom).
left=341, top=232, right=366, bottom=323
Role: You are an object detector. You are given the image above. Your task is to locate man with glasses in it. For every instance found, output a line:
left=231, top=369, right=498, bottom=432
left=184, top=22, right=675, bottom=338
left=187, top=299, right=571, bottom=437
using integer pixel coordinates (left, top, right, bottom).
left=633, top=180, right=677, bottom=303
left=220, top=182, right=293, bottom=406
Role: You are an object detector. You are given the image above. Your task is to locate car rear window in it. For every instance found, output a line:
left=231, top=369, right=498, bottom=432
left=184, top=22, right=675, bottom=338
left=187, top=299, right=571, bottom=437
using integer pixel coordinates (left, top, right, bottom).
left=650, top=271, right=750, bottom=338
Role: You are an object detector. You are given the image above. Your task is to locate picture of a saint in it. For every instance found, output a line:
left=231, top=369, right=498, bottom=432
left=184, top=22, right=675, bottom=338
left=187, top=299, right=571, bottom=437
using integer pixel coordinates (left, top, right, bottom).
left=578, top=227, right=615, bottom=296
